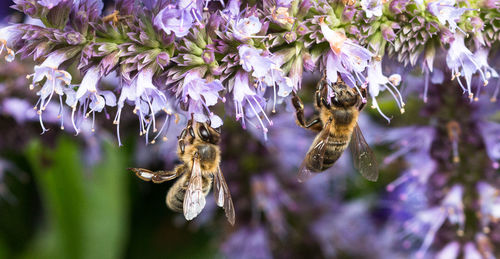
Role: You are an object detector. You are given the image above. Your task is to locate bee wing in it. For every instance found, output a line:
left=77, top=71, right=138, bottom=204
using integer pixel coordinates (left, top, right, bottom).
left=183, top=157, right=206, bottom=221
left=213, top=166, right=235, bottom=225
left=350, top=124, right=378, bottom=182
left=298, top=120, right=332, bottom=183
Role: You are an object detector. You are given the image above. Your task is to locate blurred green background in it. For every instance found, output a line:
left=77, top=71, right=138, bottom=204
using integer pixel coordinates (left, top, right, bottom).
left=0, top=135, right=225, bottom=259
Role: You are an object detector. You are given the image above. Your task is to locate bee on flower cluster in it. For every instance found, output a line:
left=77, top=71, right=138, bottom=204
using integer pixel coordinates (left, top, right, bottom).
left=130, top=118, right=235, bottom=225
left=292, top=76, right=379, bottom=182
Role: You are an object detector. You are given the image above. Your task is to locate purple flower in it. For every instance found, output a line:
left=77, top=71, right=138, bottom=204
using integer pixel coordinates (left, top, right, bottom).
left=383, top=126, right=436, bottom=198
left=312, top=200, right=392, bottom=258
left=360, top=0, right=382, bottom=18
left=0, top=26, right=17, bottom=62
left=232, top=16, right=262, bottom=41
left=477, top=182, right=500, bottom=233
left=38, top=0, right=65, bottom=9
left=1, top=98, right=36, bottom=123
left=238, top=44, right=294, bottom=111
left=403, top=207, right=447, bottom=258
left=474, top=48, right=499, bottom=84
left=367, top=61, right=405, bottom=122
left=381, top=23, right=399, bottom=42
left=441, top=185, right=465, bottom=235
left=427, top=0, right=470, bottom=33
left=231, top=71, right=272, bottom=139
left=320, top=19, right=373, bottom=88
left=115, top=68, right=172, bottom=145
left=27, top=48, right=77, bottom=133
left=66, top=66, right=116, bottom=134
left=154, top=1, right=204, bottom=38
left=389, top=0, right=409, bottom=14
left=446, top=33, right=489, bottom=100
left=436, top=242, right=460, bottom=259
left=180, top=70, right=224, bottom=127
left=464, top=242, right=482, bottom=259
left=222, top=226, right=272, bottom=259
left=239, top=45, right=273, bottom=79
left=477, top=120, right=500, bottom=168
left=251, top=174, right=297, bottom=237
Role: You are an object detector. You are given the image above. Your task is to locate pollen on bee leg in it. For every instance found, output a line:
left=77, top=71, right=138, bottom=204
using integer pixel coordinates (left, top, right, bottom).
left=162, top=136, right=168, bottom=142
left=150, top=140, right=156, bottom=144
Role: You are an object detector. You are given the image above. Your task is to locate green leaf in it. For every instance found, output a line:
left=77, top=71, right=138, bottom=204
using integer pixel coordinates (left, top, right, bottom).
left=22, top=137, right=129, bottom=259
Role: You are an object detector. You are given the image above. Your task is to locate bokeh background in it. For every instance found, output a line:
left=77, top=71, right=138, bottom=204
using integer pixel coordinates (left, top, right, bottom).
left=1, top=1, right=500, bottom=259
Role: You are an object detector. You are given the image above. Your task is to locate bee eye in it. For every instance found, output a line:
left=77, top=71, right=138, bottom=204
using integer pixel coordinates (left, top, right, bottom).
left=199, top=125, right=210, bottom=141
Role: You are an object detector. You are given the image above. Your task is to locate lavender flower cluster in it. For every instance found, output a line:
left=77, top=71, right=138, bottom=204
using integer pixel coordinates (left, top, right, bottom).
left=0, top=0, right=498, bottom=138
left=1, top=0, right=500, bottom=258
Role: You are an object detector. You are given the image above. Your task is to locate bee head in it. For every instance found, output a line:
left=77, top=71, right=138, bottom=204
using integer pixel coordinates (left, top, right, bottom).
left=330, top=81, right=359, bottom=108
left=196, top=122, right=221, bottom=144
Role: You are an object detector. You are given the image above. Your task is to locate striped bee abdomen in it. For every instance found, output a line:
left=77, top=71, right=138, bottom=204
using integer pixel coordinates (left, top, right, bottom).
left=321, top=140, right=349, bottom=170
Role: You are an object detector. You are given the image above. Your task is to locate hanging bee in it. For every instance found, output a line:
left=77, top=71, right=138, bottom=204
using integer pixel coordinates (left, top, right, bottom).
left=130, top=119, right=235, bottom=225
left=291, top=76, right=378, bottom=182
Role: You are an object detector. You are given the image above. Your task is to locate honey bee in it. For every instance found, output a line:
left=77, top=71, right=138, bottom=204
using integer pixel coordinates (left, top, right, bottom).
left=129, top=119, right=235, bottom=225
left=291, top=76, right=378, bottom=182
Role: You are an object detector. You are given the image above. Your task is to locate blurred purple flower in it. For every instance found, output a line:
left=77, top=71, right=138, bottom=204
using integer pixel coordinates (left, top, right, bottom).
left=251, top=174, right=297, bottom=237
left=1, top=98, right=36, bottom=123
left=464, top=242, right=482, bottom=259
left=442, top=185, right=465, bottom=235
left=477, top=182, right=500, bottom=233
left=436, top=242, right=460, bottom=259
left=477, top=120, right=500, bottom=169
left=312, top=200, right=397, bottom=258
left=222, top=226, right=272, bottom=259
left=403, top=207, right=447, bottom=258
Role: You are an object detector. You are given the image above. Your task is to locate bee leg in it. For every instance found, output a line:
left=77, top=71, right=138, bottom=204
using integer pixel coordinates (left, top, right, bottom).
left=358, top=87, right=368, bottom=111
left=292, top=92, right=323, bottom=132
left=151, top=164, right=186, bottom=183
left=304, top=117, right=323, bottom=132
left=129, top=167, right=180, bottom=183
left=292, top=91, right=307, bottom=127
left=178, top=128, right=187, bottom=154
left=188, top=114, right=196, bottom=144
left=316, top=80, right=331, bottom=109
left=178, top=116, right=197, bottom=154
